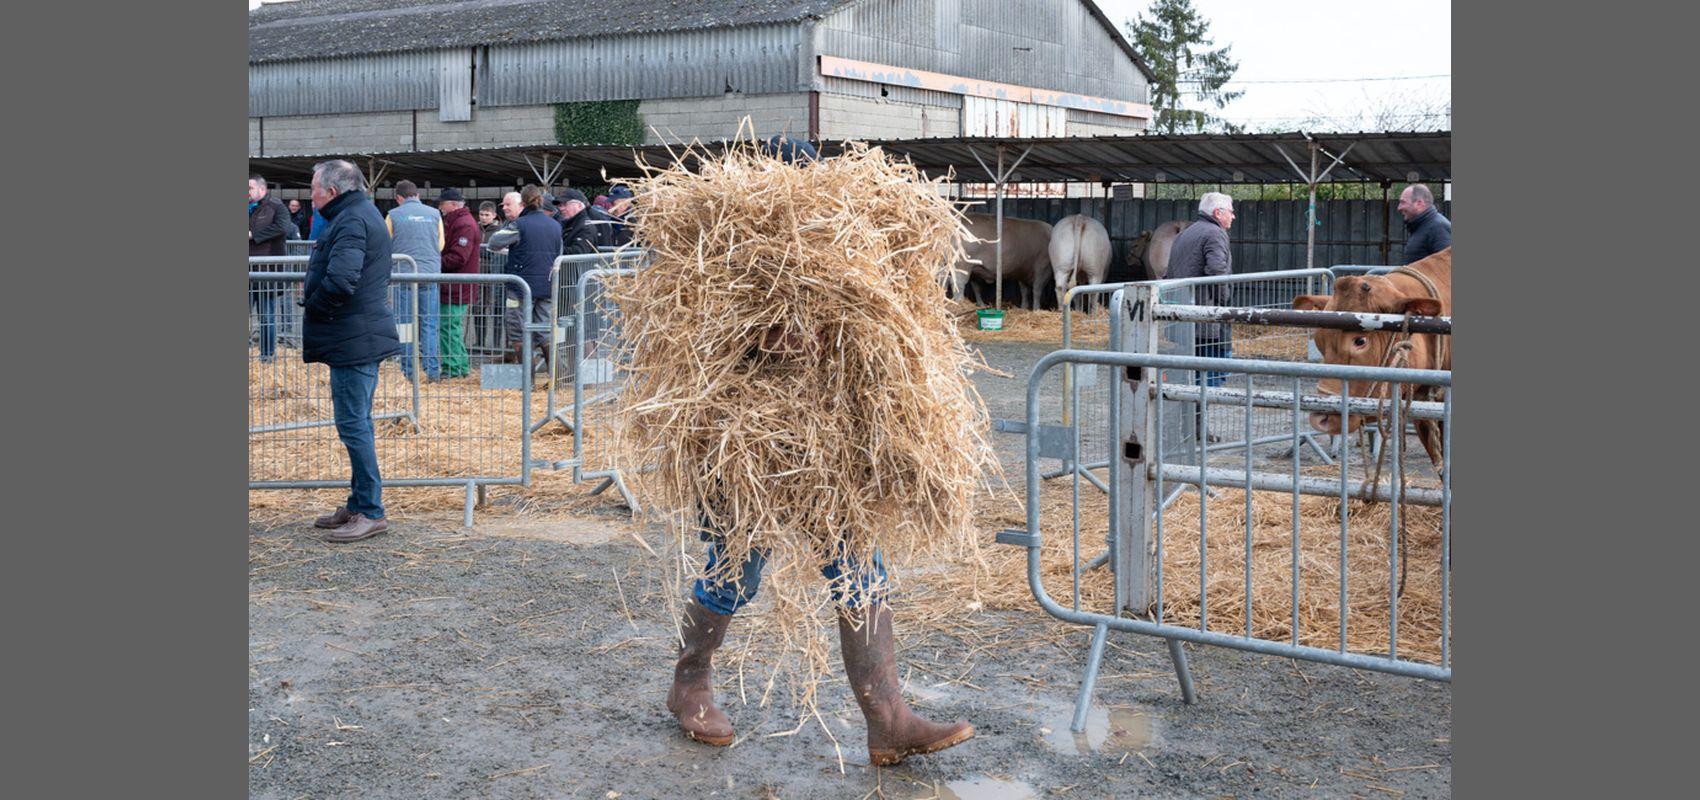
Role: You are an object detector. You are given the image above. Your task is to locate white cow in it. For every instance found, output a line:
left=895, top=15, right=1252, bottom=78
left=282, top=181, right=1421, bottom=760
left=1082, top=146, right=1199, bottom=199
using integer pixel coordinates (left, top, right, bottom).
left=1048, top=214, right=1113, bottom=315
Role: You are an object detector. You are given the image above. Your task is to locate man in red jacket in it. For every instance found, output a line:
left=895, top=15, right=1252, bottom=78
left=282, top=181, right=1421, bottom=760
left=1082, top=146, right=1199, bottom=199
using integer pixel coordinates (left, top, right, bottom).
left=436, top=188, right=482, bottom=379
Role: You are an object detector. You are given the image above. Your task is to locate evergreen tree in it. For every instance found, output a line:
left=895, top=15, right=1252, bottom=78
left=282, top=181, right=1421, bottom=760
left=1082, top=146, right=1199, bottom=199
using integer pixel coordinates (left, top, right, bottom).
left=1125, top=0, right=1244, bottom=134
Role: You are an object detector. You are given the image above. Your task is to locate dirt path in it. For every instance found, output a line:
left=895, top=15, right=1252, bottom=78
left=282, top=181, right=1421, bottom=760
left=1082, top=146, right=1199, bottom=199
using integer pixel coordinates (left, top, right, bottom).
left=249, top=516, right=1449, bottom=799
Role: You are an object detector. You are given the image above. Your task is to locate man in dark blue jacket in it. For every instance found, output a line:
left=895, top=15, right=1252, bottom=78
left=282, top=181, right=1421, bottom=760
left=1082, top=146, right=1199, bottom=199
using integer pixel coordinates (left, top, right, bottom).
left=300, top=159, right=402, bottom=543
left=485, top=184, right=562, bottom=369
left=1398, top=184, right=1452, bottom=264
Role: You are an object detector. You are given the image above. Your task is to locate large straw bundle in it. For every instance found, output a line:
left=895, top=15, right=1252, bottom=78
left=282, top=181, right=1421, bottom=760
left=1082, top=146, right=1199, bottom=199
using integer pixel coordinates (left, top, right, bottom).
left=606, top=134, right=998, bottom=700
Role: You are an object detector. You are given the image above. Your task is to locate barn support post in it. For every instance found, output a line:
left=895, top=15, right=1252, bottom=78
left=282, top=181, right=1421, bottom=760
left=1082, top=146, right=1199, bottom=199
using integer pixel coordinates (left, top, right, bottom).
left=996, top=145, right=1005, bottom=310
left=1274, top=138, right=1357, bottom=271
left=968, top=143, right=1034, bottom=311
left=1306, top=142, right=1318, bottom=269
left=1381, top=180, right=1393, bottom=264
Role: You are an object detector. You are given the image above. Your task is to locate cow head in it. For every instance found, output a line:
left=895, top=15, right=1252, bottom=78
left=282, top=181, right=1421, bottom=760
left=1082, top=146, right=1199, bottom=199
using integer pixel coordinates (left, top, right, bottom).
left=1292, top=276, right=1443, bottom=434
left=1124, top=229, right=1153, bottom=268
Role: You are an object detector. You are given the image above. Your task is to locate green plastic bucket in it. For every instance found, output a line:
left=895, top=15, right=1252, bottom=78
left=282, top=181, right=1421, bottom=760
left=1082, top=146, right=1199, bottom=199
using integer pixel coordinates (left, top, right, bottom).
left=976, top=308, right=1006, bottom=331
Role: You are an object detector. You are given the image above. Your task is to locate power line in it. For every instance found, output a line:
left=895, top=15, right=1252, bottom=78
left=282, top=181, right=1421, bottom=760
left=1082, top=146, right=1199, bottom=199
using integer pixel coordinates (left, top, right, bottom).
left=1176, top=74, right=1450, bottom=85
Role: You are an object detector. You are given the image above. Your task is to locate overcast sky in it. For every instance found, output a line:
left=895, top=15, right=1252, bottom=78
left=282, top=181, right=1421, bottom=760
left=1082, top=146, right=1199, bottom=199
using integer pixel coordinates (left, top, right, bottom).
left=249, top=0, right=1450, bottom=131
left=1095, top=0, right=1451, bottom=131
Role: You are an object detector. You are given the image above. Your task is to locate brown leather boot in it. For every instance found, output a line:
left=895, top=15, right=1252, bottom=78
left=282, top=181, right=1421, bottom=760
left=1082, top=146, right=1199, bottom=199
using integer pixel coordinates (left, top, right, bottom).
left=666, top=600, right=735, bottom=746
left=838, top=604, right=974, bottom=765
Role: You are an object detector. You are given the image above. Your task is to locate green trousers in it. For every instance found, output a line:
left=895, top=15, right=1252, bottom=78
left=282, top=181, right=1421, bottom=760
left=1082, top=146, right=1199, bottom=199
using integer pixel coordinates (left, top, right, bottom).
left=439, top=303, right=470, bottom=377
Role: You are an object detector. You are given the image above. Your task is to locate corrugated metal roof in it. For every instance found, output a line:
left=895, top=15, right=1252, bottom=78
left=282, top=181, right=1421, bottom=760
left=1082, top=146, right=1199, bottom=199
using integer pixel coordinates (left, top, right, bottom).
left=247, top=131, right=1451, bottom=188
left=248, top=0, right=855, bottom=63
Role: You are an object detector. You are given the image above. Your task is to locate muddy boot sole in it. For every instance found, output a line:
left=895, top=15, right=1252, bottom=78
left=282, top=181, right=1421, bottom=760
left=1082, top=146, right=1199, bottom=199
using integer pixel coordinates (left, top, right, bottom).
left=868, top=722, right=975, bottom=766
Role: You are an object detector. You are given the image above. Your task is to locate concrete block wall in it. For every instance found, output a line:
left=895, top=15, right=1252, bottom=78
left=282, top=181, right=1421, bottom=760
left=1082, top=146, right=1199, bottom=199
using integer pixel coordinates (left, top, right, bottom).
left=636, top=93, right=809, bottom=144
left=414, top=105, right=556, bottom=149
left=251, top=105, right=559, bottom=157
left=255, top=111, right=414, bottom=156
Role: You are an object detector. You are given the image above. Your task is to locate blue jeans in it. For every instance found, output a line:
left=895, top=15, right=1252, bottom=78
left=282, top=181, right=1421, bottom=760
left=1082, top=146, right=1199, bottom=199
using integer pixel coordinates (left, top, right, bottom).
left=397, top=283, right=441, bottom=380
left=1197, top=335, right=1232, bottom=388
left=249, top=292, right=278, bottom=361
left=330, top=362, right=384, bottom=519
left=692, top=531, right=889, bottom=616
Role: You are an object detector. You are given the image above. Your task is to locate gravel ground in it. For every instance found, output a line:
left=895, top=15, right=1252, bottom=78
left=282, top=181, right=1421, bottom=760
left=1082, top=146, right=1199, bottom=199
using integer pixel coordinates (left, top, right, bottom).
left=249, top=335, right=1451, bottom=799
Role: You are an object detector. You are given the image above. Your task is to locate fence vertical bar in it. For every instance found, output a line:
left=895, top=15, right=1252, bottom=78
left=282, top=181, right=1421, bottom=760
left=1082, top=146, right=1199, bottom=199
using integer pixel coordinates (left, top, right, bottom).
left=1388, top=382, right=1402, bottom=661
left=1339, top=387, right=1351, bottom=652
left=1291, top=376, right=1302, bottom=645
left=1155, top=359, right=1166, bottom=626
left=1441, top=389, right=1451, bottom=668
left=1244, top=375, right=1253, bottom=639
left=1199, top=376, right=1209, bottom=633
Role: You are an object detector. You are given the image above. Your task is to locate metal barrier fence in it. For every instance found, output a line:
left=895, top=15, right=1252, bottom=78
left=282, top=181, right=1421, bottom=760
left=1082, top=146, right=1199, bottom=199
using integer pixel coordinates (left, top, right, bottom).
left=567, top=265, right=643, bottom=508
left=536, top=250, right=649, bottom=454
left=1003, top=285, right=1451, bottom=730
left=247, top=268, right=539, bottom=526
left=249, top=255, right=419, bottom=365
left=1152, top=269, right=1338, bottom=466
left=284, top=239, right=315, bottom=256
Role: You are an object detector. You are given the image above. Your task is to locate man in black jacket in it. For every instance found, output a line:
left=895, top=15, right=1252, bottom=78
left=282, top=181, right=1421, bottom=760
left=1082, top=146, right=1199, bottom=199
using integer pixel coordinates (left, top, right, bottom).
left=1398, top=184, right=1452, bottom=264
left=485, top=185, right=562, bottom=370
left=248, top=176, right=291, bottom=362
left=300, top=159, right=403, bottom=543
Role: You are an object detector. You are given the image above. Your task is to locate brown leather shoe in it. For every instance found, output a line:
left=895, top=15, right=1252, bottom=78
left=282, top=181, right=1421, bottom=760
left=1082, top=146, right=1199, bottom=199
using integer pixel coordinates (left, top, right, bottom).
left=325, top=513, right=389, bottom=543
left=313, top=506, right=353, bottom=529
left=839, top=604, right=974, bottom=765
left=666, top=600, right=736, bottom=746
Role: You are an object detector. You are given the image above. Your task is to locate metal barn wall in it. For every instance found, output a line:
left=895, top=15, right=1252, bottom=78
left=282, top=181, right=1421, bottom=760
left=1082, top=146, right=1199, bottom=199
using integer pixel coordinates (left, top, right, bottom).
left=815, top=0, right=1149, bottom=106
left=480, top=23, right=807, bottom=107
left=249, top=50, right=446, bottom=117
left=969, top=197, right=1456, bottom=282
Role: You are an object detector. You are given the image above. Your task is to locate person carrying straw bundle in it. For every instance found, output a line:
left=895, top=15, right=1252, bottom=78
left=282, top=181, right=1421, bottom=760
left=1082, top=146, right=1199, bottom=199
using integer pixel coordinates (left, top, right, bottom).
left=614, top=134, right=991, bottom=766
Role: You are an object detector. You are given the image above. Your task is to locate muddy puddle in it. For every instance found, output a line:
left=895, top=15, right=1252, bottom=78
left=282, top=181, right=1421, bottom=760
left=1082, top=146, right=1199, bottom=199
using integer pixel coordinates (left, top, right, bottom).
left=1038, top=705, right=1156, bottom=757
left=911, top=776, right=1039, bottom=800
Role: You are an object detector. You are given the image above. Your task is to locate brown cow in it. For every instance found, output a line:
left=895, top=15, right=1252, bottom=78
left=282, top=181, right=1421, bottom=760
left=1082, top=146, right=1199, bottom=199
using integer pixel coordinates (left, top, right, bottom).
left=1292, top=248, right=1452, bottom=470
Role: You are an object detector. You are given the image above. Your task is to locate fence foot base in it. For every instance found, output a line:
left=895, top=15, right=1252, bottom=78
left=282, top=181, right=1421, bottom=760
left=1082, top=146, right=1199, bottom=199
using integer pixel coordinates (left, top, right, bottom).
left=1167, top=637, right=1197, bottom=705
left=1294, top=433, right=1335, bottom=466
left=1043, top=461, right=1110, bottom=494
left=1070, top=622, right=1110, bottom=733
left=462, top=483, right=477, bottom=528
left=1079, top=550, right=1111, bottom=574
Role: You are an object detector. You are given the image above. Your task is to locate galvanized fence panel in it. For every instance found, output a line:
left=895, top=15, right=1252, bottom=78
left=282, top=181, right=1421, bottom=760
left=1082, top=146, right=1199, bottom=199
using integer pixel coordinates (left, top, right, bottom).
left=1150, top=269, right=1338, bottom=470
left=248, top=266, right=537, bottom=526
left=565, top=262, right=649, bottom=509
left=534, top=250, right=649, bottom=469
left=1002, top=305, right=1451, bottom=729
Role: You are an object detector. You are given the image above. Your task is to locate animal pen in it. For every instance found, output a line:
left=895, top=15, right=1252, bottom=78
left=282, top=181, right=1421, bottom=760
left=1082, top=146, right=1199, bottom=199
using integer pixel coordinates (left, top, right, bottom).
left=999, top=279, right=1450, bottom=732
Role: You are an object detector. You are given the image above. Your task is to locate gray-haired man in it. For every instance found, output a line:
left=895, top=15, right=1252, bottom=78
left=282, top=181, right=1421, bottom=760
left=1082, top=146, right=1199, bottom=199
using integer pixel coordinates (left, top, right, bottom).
left=1166, top=192, right=1236, bottom=389
left=302, top=160, right=402, bottom=542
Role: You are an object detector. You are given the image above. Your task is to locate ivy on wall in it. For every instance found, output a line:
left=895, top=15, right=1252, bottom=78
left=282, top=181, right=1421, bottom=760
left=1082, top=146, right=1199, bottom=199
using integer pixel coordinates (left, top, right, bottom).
left=554, top=100, right=645, bottom=145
